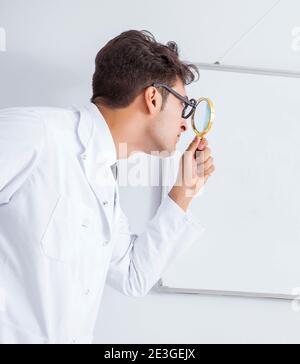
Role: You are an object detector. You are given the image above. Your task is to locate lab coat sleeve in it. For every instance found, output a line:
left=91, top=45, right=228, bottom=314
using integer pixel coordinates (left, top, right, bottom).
left=107, top=193, right=205, bottom=297
left=0, top=108, right=45, bottom=205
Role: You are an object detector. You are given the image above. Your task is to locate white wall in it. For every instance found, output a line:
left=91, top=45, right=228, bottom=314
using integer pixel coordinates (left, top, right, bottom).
left=1, top=0, right=300, bottom=344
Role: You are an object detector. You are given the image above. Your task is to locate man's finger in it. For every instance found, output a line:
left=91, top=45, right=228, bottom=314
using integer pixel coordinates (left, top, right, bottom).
left=205, top=164, right=215, bottom=175
left=197, top=161, right=215, bottom=176
left=196, top=147, right=211, bottom=163
left=203, top=156, right=214, bottom=170
left=186, top=136, right=201, bottom=153
left=198, top=138, right=208, bottom=151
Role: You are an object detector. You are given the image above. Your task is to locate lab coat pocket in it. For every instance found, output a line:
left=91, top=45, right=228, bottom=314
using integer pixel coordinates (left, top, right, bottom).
left=40, top=194, right=97, bottom=264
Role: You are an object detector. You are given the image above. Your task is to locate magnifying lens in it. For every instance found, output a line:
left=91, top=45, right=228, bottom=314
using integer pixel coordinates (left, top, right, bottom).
left=190, top=97, right=215, bottom=138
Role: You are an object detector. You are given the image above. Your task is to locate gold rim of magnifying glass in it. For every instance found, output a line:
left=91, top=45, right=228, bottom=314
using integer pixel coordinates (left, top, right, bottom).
left=191, top=97, right=215, bottom=138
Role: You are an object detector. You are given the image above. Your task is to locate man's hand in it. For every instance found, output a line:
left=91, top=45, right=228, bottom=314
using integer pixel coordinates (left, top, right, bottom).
left=168, top=136, right=215, bottom=211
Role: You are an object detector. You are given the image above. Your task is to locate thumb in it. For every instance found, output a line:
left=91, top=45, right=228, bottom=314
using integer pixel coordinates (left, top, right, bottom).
left=186, top=135, right=201, bottom=153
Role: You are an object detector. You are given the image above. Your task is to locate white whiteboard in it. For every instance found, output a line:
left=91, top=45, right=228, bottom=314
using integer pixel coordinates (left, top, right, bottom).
left=160, top=69, right=300, bottom=297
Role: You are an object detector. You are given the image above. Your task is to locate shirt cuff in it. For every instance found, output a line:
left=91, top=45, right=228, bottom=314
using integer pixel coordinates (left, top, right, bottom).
left=161, top=194, right=206, bottom=235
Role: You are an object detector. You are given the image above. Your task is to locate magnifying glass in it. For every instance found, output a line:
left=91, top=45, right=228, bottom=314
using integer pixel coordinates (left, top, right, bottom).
left=150, top=82, right=215, bottom=138
left=191, top=97, right=215, bottom=138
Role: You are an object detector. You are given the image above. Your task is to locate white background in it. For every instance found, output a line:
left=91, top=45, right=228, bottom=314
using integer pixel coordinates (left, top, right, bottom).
left=1, top=0, right=300, bottom=343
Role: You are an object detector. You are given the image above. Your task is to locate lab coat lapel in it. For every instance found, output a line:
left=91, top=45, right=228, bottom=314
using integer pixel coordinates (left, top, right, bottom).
left=77, top=105, right=117, bottom=237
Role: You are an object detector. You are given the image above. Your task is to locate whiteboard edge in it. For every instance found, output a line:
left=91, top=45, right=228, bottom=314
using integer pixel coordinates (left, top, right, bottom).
left=195, top=62, right=300, bottom=79
left=156, top=279, right=297, bottom=301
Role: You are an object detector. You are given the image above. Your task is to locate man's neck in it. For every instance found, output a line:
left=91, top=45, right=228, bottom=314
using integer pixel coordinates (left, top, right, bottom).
left=95, top=103, right=149, bottom=160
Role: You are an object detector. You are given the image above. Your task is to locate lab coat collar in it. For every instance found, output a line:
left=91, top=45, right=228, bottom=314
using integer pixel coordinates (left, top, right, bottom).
left=77, top=102, right=117, bottom=167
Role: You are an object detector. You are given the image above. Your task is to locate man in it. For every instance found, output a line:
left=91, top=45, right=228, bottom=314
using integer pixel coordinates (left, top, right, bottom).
left=0, top=30, right=215, bottom=343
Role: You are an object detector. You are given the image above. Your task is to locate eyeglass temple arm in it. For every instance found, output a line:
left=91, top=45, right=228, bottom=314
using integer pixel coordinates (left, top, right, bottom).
left=152, top=82, right=195, bottom=107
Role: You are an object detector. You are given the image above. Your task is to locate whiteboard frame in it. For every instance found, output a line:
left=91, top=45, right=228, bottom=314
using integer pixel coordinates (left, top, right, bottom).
left=156, top=279, right=297, bottom=301
left=195, top=62, right=300, bottom=79
left=158, top=64, right=300, bottom=301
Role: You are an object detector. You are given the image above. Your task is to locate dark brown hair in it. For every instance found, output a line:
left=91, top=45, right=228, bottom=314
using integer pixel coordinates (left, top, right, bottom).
left=91, top=30, right=199, bottom=110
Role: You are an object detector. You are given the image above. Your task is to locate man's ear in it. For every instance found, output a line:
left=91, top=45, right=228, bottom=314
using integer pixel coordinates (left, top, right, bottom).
left=144, top=86, right=162, bottom=115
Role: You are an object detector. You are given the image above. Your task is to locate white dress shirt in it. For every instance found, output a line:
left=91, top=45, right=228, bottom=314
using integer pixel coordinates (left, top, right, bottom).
left=0, top=103, right=205, bottom=344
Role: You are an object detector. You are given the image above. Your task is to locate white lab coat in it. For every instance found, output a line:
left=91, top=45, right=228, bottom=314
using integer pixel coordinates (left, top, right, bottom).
left=0, top=103, right=205, bottom=344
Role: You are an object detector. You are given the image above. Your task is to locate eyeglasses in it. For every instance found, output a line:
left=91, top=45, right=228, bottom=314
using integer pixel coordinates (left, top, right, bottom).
left=151, top=82, right=197, bottom=119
